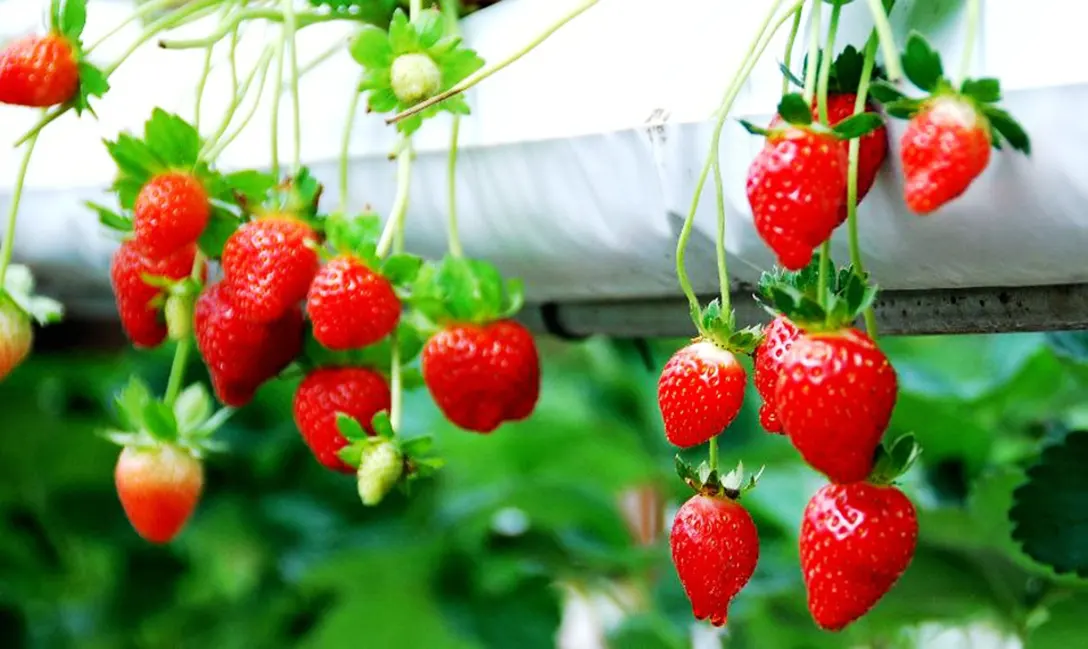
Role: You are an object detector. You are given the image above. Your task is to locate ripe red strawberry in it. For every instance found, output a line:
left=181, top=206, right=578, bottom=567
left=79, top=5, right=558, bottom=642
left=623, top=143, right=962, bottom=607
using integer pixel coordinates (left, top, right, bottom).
left=221, top=215, right=319, bottom=323
left=0, top=296, right=32, bottom=380
left=0, top=34, right=79, bottom=107
left=747, top=126, right=847, bottom=270
left=775, top=327, right=897, bottom=483
left=800, top=482, right=917, bottom=630
left=110, top=240, right=196, bottom=349
left=670, top=492, right=760, bottom=626
left=753, top=315, right=800, bottom=434
left=422, top=319, right=540, bottom=433
left=657, top=340, right=746, bottom=448
left=115, top=444, right=204, bottom=544
left=307, top=255, right=401, bottom=350
left=194, top=282, right=304, bottom=406
left=768, top=94, right=887, bottom=226
left=901, top=95, right=992, bottom=214
left=133, top=171, right=210, bottom=257
left=293, top=367, right=392, bottom=473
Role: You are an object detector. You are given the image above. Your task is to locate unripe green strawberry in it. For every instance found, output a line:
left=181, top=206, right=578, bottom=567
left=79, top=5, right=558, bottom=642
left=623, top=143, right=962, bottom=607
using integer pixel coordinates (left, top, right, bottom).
left=356, top=440, right=404, bottom=506
left=390, top=53, right=441, bottom=105
left=0, top=295, right=32, bottom=380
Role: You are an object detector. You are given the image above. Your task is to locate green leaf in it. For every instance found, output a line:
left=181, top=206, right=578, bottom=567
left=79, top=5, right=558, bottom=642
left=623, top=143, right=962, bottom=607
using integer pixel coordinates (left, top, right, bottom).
left=71, top=61, right=110, bottom=116
left=359, top=66, right=392, bottom=92
left=831, top=112, right=885, bottom=140
left=368, top=88, right=399, bottom=114
left=827, top=44, right=864, bottom=94
left=901, top=31, right=945, bottom=92
left=143, top=108, right=201, bottom=169
left=388, top=9, right=419, bottom=55
left=960, top=77, right=1001, bottom=103
left=776, top=61, right=805, bottom=89
left=441, top=94, right=472, bottom=116
left=738, top=119, right=770, bottom=137
left=58, top=0, right=86, bottom=41
left=401, top=367, right=425, bottom=390
left=103, top=133, right=162, bottom=185
left=435, top=46, right=484, bottom=88
left=413, top=8, right=445, bottom=49
left=370, top=411, right=396, bottom=438
left=336, top=413, right=370, bottom=442
left=198, top=206, right=242, bottom=260
left=395, top=320, right=425, bottom=364
left=114, top=376, right=152, bottom=431
left=222, top=169, right=276, bottom=204
left=381, top=253, right=422, bottom=285
left=868, top=79, right=908, bottom=104
left=1010, top=429, right=1088, bottom=577
left=351, top=25, right=394, bottom=68
left=325, top=211, right=382, bottom=260
left=984, top=106, right=1031, bottom=155
left=776, top=93, right=813, bottom=126
left=396, top=114, right=425, bottom=136
left=173, top=383, right=212, bottom=433
left=141, top=400, right=178, bottom=441
left=883, top=98, right=922, bottom=120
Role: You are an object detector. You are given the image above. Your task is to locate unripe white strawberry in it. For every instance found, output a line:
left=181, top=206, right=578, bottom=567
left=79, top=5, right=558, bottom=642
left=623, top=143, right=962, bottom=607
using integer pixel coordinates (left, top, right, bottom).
left=390, top=53, right=441, bottom=105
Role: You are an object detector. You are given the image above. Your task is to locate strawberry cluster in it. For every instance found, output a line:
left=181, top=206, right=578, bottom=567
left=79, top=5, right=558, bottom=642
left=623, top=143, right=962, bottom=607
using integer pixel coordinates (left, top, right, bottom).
left=95, top=108, right=541, bottom=542
left=663, top=34, right=1032, bottom=633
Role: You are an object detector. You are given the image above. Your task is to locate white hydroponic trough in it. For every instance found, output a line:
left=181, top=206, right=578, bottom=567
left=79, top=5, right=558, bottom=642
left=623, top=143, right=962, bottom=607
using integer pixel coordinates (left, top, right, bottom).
left=1, top=0, right=1086, bottom=332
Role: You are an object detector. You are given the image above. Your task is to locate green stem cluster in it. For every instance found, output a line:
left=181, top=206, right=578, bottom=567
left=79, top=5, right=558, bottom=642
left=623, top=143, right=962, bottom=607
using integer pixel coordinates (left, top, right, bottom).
left=781, top=9, right=803, bottom=95
left=813, top=0, right=842, bottom=311
left=847, top=34, right=881, bottom=338
left=674, top=0, right=802, bottom=323
left=958, top=0, right=980, bottom=84
left=201, top=46, right=275, bottom=160
left=864, top=0, right=903, bottom=81
left=158, top=8, right=368, bottom=50
left=0, top=119, right=43, bottom=287
left=801, top=0, right=821, bottom=104
left=388, top=0, right=600, bottom=125
left=339, top=70, right=366, bottom=211
left=282, top=0, right=302, bottom=172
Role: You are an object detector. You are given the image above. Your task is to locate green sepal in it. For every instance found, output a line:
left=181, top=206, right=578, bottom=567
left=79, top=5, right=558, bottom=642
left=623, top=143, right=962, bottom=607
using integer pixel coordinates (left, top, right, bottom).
left=982, top=105, right=1031, bottom=154
left=1, top=265, right=63, bottom=325
left=173, top=383, right=212, bottom=434
left=72, top=61, right=109, bottom=116
left=198, top=205, right=243, bottom=260
left=260, top=167, right=323, bottom=221
left=831, top=112, right=885, bottom=140
left=695, top=299, right=764, bottom=355
left=54, top=0, right=85, bottom=40
left=85, top=200, right=132, bottom=233
left=382, top=253, right=423, bottom=286
left=387, top=8, right=419, bottom=55
left=867, top=80, right=908, bottom=104
left=775, top=93, right=813, bottom=126
left=106, top=377, right=231, bottom=457
left=350, top=24, right=394, bottom=69
left=960, top=77, right=1001, bottom=104
left=370, top=411, right=396, bottom=440
left=336, top=412, right=370, bottom=442
left=676, top=456, right=763, bottom=499
left=755, top=262, right=878, bottom=331
left=901, top=31, right=944, bottom=93
left=409, top=255, right=523, bottom=325
left=880, top=97, right=924, bottom=120
left=218, top=169, right=279, bottom=207
left=325, top=210, right=382, bottom=262
left=102, top=109, right=205, bottom=208
left=868, top=433, right=921, bottom=485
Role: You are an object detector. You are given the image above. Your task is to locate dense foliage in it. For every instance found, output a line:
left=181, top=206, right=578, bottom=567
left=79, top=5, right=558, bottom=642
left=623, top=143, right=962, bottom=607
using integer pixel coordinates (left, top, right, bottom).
left=2, top=331, right=1087, bottom=648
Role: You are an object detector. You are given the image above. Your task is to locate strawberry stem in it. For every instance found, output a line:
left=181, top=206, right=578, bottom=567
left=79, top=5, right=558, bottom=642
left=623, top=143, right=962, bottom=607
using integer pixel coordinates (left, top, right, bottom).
left=192, top=36, right=215, bottom=133
left=847, top=33, right=881, bottom=339
left=85, top=0, right=179, bottom=54
left=157, top=9, right=369, bottom=50
left=376, top=136, right=414, bottom=258
left=781, top=8, right=803, bottom=96
left=711, top=155, right=730, bottom=314
left=386, top=0, right=601, bottom=125
left=801, top=0, right=821, bottom=104
left=282, top=0, right=303, bottom=173
left=709, top=437, right=719, bottom=473
left=203, top=49, right=276, bottom=161
left=270, top=28, right=286, bottom=178
left=164, top=252, right=205, bottom=408
left=817, top=241, right=831, bottom=313
left=958, top=0, right=980, bottom=86
left=0, top=115, right=43, bottom=288
left=340, top=71, right=366, bottom=211
left=864, top=0, right=903, bottom=82
left=815, top=0, right=842, bottom=125
left=675, top=0, right=799, bottom=325
left=447, top=116, right=465, bottom=258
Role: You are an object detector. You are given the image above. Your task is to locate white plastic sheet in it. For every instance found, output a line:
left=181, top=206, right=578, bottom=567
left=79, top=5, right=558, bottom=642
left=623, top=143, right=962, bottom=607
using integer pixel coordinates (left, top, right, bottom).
left=1, top=0, right=1087, bottom=315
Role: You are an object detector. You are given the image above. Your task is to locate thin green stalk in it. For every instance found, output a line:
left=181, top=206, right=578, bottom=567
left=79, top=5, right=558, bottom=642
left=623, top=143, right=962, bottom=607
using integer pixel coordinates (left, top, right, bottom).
left=282, top=0, right=302, bottom=171
left=709, top=438, right=719, bottom=472
left=13, top=0, right=222, bottom=147
left=782, top=8, right=804, bottom=95
left=85, top=0, right=180, bottom=53
left=204, top=50, right=275, bottom=160
left=163, top=337, right=191, bottom=406
left=299, top=37, right=348, bottom=78
left=711, top=155, right=729, bottom=312
left=389, top=336, right=403, bottom=431
left=447, top=117, right=464, bottom=257
left=340, top=72, right=366, bottom=211
left=270, top=30, right=286, bottom=179
left=375, top=138, right=414, bottom=258
left=194, top=45, right=214, bottom=131
left=802, top=0, right=821, bottom=104
left=958, top=0, right=980, bottom=84
left=389, top=0, right=600, bottom=124
left=675, top=0, right=797, bottom=322
left=816, top=1, right=841, bottom=124
left=409, top=0, right=423, bottom=17
left=0, top=122, right=42, bottom=287
left=200, top=46, right=274, bottom=160
left=847, top=34, right=880, bottom=337
left=864, top=0, right=903, bottom=81
left=817, top=240, right=831, bottom=312
left=158, top=8, right=365, bottom=49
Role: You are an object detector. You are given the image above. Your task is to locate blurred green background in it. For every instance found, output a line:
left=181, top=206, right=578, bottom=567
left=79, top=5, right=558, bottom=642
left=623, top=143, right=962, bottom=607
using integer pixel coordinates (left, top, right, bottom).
left=2, top=331, right=1088, bottom=649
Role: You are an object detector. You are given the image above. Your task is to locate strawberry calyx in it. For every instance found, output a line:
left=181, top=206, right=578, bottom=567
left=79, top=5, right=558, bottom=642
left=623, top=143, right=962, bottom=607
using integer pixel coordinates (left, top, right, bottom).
left=335, top=411, right=445, bottom=506
left=868, top=32, right=1031, bottom=154
left=350, top=6, right=484, bottom=135
left=48, top=0, right=109, bottom=114
left=740, top=93, right=884, bottom=141
left=1, top=265, right=64, bottom=326
left=693, top=299, right=762, bottom=355
left=101, top=378, right=233, bottom=458
left=755, top=260, right=877, bottom=333
left=676, top=456, right=764, bottom=500
left=323, top=210, right=424, bottom=292
left=780, top=45, right=885, bottom=96
left=868, top=434, right=922, bottom=486
left=407, top=255, right=524, bottom=329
